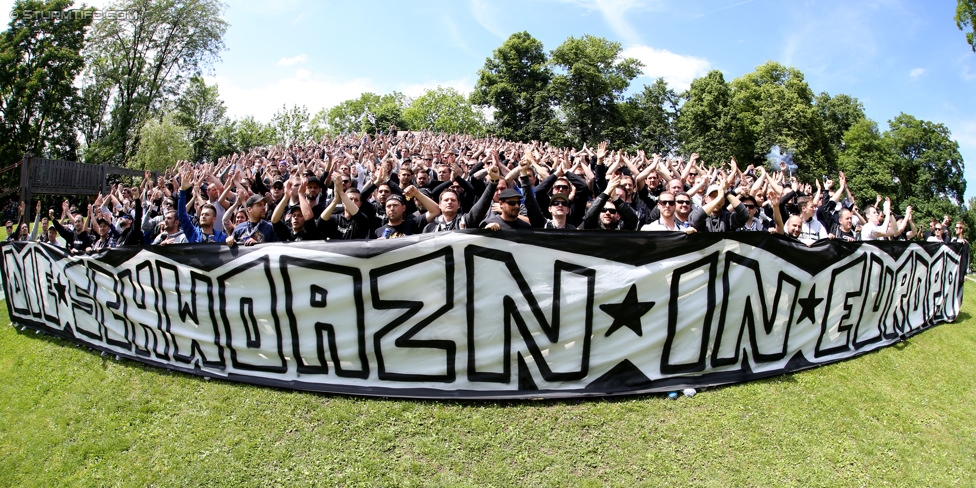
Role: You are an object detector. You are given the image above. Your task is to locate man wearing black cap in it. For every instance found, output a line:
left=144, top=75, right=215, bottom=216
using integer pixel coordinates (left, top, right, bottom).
left=90, top=217, right=118, bottom=251
left=305, top=176, right=326, bottom=217
left=227, top=195, right=279, bottom=247
left=270, top=178, right=318, bottom=242
left=481, top=155, right=545, bottom=230
left=374, top=185, right=441, bottom=238
left=689, top=176, right=749, bottom=233
left=543, top=193, right=575, bottom=230
left=482, top=187, right=534, bottom=230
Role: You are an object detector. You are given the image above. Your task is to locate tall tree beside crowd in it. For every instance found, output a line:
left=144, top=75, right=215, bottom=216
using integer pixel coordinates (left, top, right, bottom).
left=0, top=0, right=91, bottom=183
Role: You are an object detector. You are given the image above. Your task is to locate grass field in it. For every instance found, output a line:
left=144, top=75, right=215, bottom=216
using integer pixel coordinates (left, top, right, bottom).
left=1, top=282, right=974, bottom=486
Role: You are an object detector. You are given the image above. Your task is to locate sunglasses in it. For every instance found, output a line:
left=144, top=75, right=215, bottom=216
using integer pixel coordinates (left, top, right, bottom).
left=501, top=200, right=521, bottom=206
left=675, top=200, right=691, bottom=205
left=689, top=173, right=698, bottom=177
left=550, top=200, right=570, bottom=207
left=744, top=204, right=756, bottom=209
left=659, top=200, right=676, bottom=207
left=553, top=185, right=571, bottom=191
left=601, top=208, right=617, bottom=215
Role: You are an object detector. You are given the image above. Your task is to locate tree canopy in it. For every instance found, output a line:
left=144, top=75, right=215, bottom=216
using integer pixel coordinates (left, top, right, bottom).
left=471, top=31, right=556, bottom=142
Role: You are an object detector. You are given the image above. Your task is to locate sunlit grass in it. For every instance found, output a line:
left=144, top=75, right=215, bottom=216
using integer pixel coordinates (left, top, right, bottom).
left=1, top=283, right=974, bottom=486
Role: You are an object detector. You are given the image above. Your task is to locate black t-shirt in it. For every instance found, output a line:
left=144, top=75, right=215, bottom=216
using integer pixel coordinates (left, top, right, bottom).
left=481, top=214, right=533, bottom=230
left=322, top=211, right=371, bottom=240
left=374, top=213, right=427, bottom=239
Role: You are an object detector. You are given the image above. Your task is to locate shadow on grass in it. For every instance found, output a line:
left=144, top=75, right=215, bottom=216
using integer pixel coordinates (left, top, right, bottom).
left=5, top=314, right=960, bottom=408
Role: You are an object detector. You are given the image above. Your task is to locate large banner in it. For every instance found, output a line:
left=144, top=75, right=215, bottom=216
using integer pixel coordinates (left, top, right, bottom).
left=1, top=232, right=966, bottom=399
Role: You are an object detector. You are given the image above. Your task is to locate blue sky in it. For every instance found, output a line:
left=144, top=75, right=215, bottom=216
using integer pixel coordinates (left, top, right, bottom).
left=5, top=0, right=976, bottom=200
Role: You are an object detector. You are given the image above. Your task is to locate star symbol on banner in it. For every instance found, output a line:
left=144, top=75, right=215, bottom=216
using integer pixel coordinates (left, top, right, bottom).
left=52, top=275, right=68, bottom=305
left=797, top=285, right=823, bottom=325
left=600, top=284, right=655, bottom=337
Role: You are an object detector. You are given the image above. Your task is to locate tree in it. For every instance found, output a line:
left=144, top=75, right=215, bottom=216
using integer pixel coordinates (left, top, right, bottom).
left=886, top=113, right=966, bottom=218
left=210, top=115, right=274, bottom=158
left=174, top=75, right=227, bottom=163
left=132, top=113, right=191, bottom=172
left=471, top=31, right=557, bottom=142
left=0, top=0, right=92, bottom=166
left=957, top=0, right=976, bottom=51
left=269, top=105, right=312, bottom=146
left=730, top=61, right=833, bottom=178
left=625, top=78, right=682, bottom=155
left=836, top=119, right=897, bottom=203
left=814, top=92, right=865, bottom=156
left=677, top=70, right=742, bottom=165
left=402, top=87, right=487, bottom=136
left=312, top=92, right=408, bottom=137
left=549, top=35, right=642, bottom=146
left=80, top=0, right=228, bottom=166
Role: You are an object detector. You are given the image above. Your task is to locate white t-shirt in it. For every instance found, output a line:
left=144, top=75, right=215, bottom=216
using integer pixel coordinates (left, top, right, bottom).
left=861, top=221, right=884, bottom=241
left=641, top=218, right=680, bottom=231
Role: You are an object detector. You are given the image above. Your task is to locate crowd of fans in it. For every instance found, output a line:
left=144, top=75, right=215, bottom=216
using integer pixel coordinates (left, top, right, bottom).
left=2, top=130, right=970, bottom=252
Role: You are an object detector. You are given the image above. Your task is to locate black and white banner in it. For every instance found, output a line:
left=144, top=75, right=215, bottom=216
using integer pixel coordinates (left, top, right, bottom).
left=1, top=232, right=966, bottom=399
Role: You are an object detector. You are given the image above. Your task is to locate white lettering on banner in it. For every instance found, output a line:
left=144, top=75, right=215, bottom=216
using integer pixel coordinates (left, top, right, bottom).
left=0, top=235, right=965, bottom=399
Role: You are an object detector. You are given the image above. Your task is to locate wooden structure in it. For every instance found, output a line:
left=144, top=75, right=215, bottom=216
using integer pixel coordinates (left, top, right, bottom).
left=1, top=154, right=152, bottom=222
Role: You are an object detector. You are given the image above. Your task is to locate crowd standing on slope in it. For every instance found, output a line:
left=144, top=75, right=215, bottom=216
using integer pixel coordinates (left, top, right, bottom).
left=2, top=130, right=970, bottom=251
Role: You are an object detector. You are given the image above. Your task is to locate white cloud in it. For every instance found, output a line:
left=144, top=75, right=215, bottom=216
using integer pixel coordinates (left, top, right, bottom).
left=555, top=0, right=654, bottom=46
left=909, top=67, right=925, bottom=78
left=470, top=0, right=507, bottom=39
left=276, top=54, right=307, bottom=67
left=205, top=71, right=376, bottom=122
left=593, top=0, right=644, bottom=45
left=621, top=45, right=711, bottom=91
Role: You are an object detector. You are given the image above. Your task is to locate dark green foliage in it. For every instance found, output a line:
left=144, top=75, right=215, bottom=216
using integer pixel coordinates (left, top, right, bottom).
left=549, top=35, right=643, bottom=146
left=0, top=0, right=92, bottom=167
left=472, top=32, right=558, bottom=142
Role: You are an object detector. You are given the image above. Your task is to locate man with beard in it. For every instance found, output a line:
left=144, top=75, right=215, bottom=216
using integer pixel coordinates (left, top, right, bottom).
left=179, top=168, right=227, bottom=244
left=374, top=186, right=441, bottom=238
left=641, top=191, right=692, bottom=233
left=582, top=174, right=638, bottom=230
left=151, top=210, right=188, bottom=246
left=50, top=202, right=95, bottom=255
left=688, top=174, right=749, bottom=233
left=831, top=208, right=858, bottom=242
left=270, top=178, right=319, bottom=242
left=481, top=157, right=545, bottom=230
left=227, top=195, right=279, bottom=247
left=424, top=166, right=499, bottom=233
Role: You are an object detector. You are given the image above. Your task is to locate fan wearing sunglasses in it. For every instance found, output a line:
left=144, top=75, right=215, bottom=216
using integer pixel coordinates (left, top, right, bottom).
left=582, top=174, right=638, bottom=230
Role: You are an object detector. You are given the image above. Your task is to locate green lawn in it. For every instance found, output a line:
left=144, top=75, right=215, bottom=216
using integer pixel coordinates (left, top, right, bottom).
left=1, top=283, right=975, bottom=487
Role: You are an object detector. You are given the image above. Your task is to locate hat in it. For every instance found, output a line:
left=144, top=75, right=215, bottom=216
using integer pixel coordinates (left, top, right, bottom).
left=386, top=194, right=406, bottom=205
left=550, top=193, right=570, bottom=204
left=271, top=178, right=284, bottom=189
left=705, top=184, right=722, bottom=197
left=306, top=176, right=322, bottom=188
left=118, top=213, right=132, bottom=220
left=245, top=194, right=265, bottom=207
left=499, top=188, right=522, bottom=201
